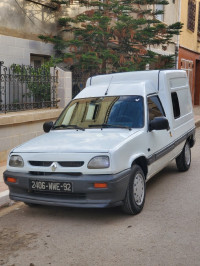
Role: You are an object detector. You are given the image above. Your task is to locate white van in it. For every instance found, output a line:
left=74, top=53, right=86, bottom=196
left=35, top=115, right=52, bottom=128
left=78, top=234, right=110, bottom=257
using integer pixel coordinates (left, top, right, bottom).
left=4, top=70, right=195, bottom=215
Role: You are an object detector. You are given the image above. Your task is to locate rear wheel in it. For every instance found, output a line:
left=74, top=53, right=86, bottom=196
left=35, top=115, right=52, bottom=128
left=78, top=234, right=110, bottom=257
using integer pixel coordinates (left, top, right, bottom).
left=176, top=141, right=191, bottom=172
left=122, top=165, right=146, bottom=215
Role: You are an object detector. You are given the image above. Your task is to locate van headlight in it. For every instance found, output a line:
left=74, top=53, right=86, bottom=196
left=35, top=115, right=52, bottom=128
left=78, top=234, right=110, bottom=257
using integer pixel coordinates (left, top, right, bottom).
left=9, top=155, right=24, bottom=168
left=88, top=156, right=110, bottom=169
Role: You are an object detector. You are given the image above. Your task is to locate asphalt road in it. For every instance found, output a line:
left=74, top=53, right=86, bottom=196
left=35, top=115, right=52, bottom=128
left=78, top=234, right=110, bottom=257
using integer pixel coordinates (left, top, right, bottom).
left=0, top=129, right=200, bottom=266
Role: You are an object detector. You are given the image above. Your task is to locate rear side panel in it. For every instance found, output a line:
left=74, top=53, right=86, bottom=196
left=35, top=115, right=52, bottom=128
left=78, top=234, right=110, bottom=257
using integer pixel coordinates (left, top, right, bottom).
left=159, top=71, right=195, bottom=159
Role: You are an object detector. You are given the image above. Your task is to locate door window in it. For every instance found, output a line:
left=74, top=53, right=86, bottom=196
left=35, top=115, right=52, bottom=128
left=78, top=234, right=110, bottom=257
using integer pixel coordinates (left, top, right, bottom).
left=148, top=96, right=165, bottom=121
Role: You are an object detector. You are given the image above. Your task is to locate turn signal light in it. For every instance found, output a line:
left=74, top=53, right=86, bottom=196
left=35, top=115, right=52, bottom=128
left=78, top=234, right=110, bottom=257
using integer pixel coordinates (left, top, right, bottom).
left=94, top=183, right=108, bottom=188
left=7, top=177, right=17, bottom=183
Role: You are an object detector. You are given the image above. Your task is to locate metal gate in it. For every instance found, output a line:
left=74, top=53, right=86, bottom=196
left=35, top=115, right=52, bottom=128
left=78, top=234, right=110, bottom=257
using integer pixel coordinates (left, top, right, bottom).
left=0, top=62, right=58, bottom=113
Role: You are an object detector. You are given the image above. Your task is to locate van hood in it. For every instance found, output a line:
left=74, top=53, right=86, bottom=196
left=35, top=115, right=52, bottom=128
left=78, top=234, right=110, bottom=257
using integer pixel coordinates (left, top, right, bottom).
left=12, top=129, right=140, bottom=153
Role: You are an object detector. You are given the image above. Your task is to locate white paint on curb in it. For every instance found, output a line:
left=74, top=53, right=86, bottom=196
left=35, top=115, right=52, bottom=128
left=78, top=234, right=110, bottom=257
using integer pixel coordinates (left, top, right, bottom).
left=0, top=190, right=10, bottom=207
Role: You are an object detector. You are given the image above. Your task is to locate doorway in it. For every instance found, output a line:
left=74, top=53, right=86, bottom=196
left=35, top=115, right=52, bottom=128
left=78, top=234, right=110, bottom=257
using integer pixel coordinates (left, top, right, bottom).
left=194, top=60, right=200, bottom=105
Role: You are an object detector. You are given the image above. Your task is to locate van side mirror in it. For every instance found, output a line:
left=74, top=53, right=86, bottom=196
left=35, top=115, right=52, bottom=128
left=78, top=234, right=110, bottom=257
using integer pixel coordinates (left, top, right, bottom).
left=43, top=121, right=54, bottom=133
left=149, top=117, right=169, bottom=132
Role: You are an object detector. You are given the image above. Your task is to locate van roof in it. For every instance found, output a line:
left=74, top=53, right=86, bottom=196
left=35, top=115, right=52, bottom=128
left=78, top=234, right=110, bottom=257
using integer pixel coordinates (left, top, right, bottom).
left=76, top=80, right=156, bottom=99
left=74, top=70, right=187, bottom=99
left=86, top=70, right=187, bottom=88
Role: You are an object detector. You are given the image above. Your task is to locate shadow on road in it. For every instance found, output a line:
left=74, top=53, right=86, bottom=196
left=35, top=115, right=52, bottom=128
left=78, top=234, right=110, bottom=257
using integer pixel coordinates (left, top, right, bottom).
left=19, top=161, right=183, bottom=222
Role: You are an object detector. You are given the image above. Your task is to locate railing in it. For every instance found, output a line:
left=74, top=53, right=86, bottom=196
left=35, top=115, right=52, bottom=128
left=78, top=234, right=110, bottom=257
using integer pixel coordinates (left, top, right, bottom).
left=72, top=69, right=99, bottom=98
left=72, top=71, right=87, bottom=98
left=0, top=62, right=58, bottom=113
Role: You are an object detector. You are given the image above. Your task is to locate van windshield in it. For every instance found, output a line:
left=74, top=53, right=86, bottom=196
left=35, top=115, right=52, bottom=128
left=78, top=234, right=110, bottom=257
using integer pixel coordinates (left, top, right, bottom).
left=54, top=96, right=144, bottom=130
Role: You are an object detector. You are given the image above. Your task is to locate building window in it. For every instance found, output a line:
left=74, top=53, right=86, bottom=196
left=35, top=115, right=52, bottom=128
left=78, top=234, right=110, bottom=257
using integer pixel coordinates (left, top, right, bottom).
left=198, top=2, right=200, bottom=41
left=181, top=58, right=193, bottom=91
left=187, top=0, right=196, bottom=32
left=30, top=54, right=50, bottom=68
left=155, top=4, right=164, bottom=21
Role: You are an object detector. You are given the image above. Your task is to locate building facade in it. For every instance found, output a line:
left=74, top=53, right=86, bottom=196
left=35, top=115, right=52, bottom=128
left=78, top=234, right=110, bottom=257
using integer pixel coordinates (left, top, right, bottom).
left=178, top=0, right=200, bottom=105
left=150, top=0, right=181, bottom=64
left=0, top=0, right=58, bottom=67
left=0, top=0, right=90, bottom=68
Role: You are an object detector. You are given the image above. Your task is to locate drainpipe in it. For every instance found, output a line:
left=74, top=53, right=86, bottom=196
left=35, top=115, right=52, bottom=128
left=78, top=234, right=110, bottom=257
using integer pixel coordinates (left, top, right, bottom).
left=176, top=0, right=182, bottom=69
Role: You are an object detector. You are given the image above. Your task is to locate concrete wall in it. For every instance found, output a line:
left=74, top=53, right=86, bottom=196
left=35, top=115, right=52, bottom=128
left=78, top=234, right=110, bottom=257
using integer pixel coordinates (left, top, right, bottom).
left=0, top=0, right=57, bottom=39
left=150, top=1, right=180, bottom=57
left=0, top=0, right=86, bottom=40
left=0, top=34, right=54, bottom=67
left=0, top=1, right=90, bottom=67
left=0, top=0, right=57, bottom=67
left=0, top=108, right=63, bottom=163
left=163, top=0, right=180, bottom=26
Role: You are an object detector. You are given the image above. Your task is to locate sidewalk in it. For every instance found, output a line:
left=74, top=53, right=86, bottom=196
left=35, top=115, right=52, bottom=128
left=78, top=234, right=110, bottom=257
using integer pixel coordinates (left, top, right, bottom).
left=1, top=107, right=200, bottom=208
left=0, top=162, right=10, bottom=207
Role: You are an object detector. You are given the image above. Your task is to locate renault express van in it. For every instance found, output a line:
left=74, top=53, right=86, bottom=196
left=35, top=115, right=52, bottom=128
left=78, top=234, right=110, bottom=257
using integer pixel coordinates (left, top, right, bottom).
left=4, top=70, right=195, bottom=215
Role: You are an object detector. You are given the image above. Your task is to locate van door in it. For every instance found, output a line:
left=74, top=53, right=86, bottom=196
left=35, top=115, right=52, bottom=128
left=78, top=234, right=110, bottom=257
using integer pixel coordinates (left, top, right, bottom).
left=146, top=95, right=174, bottom=179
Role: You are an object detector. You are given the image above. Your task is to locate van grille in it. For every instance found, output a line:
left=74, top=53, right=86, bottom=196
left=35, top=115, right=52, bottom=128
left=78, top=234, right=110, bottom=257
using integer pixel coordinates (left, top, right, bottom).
left=59, top=161, right=84, bottom=167
left=29, top=161, right=84, bottom=167
left=29, top=171, right=82, bottom=176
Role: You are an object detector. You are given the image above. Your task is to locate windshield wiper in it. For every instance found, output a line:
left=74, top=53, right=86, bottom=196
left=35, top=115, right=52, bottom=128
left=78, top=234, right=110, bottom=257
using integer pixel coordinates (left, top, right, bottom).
left=89, top=124, right=132, bottom=130
left=53, top=124, right=85, bottom=131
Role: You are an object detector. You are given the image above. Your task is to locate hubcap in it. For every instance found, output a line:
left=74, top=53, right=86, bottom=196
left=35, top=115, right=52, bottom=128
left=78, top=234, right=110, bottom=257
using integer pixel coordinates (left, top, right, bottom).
left=133, top=172, right=145, bottom=206
left=185, top=143, right=191, bottom=166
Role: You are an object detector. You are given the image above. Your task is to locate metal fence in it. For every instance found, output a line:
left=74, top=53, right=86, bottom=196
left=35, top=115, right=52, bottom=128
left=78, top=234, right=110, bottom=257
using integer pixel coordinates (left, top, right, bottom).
left=72, top=69, right=99, bottom=98
left=0, top=62, right=58, bottom=113
left=72, top=71, right=88, bottom=99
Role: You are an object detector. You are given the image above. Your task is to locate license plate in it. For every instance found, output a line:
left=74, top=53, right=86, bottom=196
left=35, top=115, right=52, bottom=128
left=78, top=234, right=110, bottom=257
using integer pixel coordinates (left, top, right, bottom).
left=30, top=180, right=72, bottom=193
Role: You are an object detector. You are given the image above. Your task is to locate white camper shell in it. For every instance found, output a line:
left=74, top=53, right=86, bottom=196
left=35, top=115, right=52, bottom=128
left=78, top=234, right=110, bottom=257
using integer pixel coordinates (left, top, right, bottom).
left=4, top=70, right=195, bottom=215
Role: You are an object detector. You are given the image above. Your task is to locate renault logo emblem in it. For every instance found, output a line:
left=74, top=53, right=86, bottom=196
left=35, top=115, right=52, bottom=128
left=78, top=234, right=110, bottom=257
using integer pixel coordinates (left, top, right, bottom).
left=51, top=162, right=57, bottom=172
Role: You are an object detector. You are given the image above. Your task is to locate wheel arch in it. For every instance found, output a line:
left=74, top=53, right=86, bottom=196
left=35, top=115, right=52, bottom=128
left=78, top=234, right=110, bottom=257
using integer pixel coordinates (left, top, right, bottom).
left=131, top=156, right=148, bottom=179
left=187, top=133, right=195, bottom=148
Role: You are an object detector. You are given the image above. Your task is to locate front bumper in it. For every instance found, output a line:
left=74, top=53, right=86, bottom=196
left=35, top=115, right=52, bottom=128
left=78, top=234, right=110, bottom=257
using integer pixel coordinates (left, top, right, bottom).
left=3, top=170, right=131, bottom=208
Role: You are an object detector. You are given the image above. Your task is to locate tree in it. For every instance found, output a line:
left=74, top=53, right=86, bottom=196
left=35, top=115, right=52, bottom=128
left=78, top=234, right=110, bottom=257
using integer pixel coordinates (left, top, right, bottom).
left=39, top=0, right=182, bottom=75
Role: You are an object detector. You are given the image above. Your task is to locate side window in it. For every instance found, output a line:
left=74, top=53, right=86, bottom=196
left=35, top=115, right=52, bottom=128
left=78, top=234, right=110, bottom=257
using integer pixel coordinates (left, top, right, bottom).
left=148, top=96, right=165, bottom=121
left=85, top=103, right=99, bottom=121
left=171, top=92, right=180, bottom=119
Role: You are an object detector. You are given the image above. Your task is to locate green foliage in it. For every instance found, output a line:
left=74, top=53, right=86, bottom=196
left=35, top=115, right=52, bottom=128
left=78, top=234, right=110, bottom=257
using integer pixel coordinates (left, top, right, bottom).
left=11, top=58, right=59, bottom=102
left=39, top=0, right=183, bottom=74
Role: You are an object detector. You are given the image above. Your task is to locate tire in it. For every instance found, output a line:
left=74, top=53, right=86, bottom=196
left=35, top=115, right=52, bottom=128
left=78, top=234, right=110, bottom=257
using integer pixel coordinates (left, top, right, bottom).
left=121, top=165, right=146, bottom=215
left=176, top=141, right=191, bottom=172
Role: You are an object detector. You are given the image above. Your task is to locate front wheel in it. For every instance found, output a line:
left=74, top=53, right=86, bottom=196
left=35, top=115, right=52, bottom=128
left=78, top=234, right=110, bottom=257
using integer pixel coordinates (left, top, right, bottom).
left=176, top=141, right=191, bottom=172
left=122, top=165, right=146, bottom=215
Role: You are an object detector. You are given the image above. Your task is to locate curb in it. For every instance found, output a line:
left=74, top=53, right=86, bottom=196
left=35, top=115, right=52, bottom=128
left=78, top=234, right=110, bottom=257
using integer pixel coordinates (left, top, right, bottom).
left=0, top=190, right=10, bottom=208
left=0, top=118, right=200, bottom=209
left=195, top=120, right=200, bottom=128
